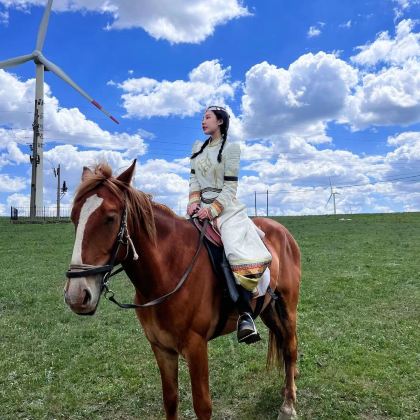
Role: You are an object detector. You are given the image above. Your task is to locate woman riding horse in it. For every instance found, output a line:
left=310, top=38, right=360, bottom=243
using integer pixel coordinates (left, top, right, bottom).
left=188, top=105, right=272, bottom=343
left=64, top=120, right=301, bottom=418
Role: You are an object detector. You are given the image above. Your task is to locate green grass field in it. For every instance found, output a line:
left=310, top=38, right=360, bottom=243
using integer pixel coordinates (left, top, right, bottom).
left=0, top=213, right=419, bottom=419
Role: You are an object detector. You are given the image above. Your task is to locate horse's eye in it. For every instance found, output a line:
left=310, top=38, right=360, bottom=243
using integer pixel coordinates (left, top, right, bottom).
left=105, top=215, right=116, bottom=224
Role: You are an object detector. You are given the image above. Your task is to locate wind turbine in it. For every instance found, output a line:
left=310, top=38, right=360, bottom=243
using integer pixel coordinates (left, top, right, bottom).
left=326, top=177, right=340, bottom=215
left=0, top=0, right=119, bottom=217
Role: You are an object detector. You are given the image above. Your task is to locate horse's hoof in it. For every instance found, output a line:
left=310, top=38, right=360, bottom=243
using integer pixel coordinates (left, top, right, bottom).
left=278, top=404, right=297, bottom=420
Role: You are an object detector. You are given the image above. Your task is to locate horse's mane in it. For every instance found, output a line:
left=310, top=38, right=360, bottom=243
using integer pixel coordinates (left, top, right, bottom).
left=73, top=163, right=181, bottom=245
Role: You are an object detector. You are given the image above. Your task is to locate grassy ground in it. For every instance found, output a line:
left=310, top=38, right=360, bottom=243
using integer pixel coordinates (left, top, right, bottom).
left=0, top=213, right=419, bottom=419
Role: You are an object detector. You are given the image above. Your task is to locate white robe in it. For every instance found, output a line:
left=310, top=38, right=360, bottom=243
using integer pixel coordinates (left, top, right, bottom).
left=189, top=139, right=272, bottom=292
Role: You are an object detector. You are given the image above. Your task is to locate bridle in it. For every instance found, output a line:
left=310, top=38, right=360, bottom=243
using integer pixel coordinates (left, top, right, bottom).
left=66, top=204, right=207, bottom=309
left=66, top=207, right=133, bottom=299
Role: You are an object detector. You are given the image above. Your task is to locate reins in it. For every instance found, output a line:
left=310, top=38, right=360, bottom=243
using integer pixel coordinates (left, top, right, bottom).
left=66, top=207, right=208, bottom=309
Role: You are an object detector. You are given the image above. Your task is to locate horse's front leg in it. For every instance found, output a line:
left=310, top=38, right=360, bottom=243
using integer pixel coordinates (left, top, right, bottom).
left=151, top=344, right=179, bottom=420
left=183, top=334, right=212, bottom=420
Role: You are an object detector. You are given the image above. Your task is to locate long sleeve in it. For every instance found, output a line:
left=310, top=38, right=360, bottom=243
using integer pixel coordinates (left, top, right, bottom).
left=209, top=143, right=240, bottom=218
left=188, top=140, right=202, bottom=205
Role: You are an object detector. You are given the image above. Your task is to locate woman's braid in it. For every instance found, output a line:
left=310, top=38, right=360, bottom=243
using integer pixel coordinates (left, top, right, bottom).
left=190, top=137, right=211, bottom=159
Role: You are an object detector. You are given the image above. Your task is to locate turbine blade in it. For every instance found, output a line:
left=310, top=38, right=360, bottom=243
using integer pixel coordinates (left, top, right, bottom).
left=36, top=0, right=53, bottom=51
left=38, top=54, right=119, bottom=124
left=326, top=194, right=332, bottom=206
left=0, top=53, right=34, bottom=69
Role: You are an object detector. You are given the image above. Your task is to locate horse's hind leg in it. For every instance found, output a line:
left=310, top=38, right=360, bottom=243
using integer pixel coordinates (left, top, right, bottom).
left=183, top=334, right=212, bottom=420
left=151, top=345, right=180, bottom=420
left=261, top=298, right=298, bottom=419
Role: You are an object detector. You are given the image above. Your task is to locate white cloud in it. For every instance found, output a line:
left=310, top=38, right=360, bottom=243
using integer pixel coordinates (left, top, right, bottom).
left=394, top=0, right=414, bottom=9
left=0, top=0, right=250, bottom=44
left=0, top=8, right=8, bottom=25
left=339, top=20, right=352, bottom=29
left=241, top=53, right=358, bottom=140
left=3, top=133, right=419, bottom=217
left=344, top=59, right=420, bottom=129
left=340, top=20, right=420, bottom=130
left=232, top=123, right=420, bottom=215
left=0, top=173, right=26, bottom=192
left=242, top=146, right=374, bottom=187
left=387, top=130, right=420, bottom=146
left=0, top=132, right=28, bottom=168
left=385, top=131, right=420, bottom=178
left=240, top=141, right=276, bottom=161
left=307, top=22, right=325, bottom=38
left=351, top=19, right=420, bottom=67
left=39, top=145, right=190, bottom=213
left=0, top=69, right=148, bottom=154
left=43, top=144, right=134, bottom=202
left=117, top=60, right=239, bottom=119
left=6, top=192, right=29, bottom=208
left=393, top=0, right=420, bottom=19
left=307, top=26, right=321, bottom=38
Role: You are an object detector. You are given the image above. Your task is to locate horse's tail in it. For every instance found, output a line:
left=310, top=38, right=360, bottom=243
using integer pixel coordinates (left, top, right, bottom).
left=266, top=299, right=286, bottom=371
left=267, top=330, right=283, bottom=370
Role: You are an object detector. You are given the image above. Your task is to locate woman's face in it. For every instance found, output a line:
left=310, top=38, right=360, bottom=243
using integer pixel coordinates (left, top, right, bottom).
left=202, top=110, right=222, bottom=136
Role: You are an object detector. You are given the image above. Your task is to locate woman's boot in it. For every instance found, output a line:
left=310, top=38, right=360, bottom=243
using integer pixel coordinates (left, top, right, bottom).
left=236, top=287, right=261, bottom=344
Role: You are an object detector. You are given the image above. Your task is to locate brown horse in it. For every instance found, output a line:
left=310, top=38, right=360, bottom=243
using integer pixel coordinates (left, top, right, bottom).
left=64, top=161, right=301, bottom=420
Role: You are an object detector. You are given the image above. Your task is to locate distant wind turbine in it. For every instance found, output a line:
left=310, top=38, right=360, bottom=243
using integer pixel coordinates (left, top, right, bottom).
left=0, top=0, right=119, bottom=217
left=326, top=177, right=340, bottom=215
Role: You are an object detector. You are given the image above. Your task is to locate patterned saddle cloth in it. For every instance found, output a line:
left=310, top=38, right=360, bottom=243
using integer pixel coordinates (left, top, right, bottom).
left=191, top=216, right=223, bottom=247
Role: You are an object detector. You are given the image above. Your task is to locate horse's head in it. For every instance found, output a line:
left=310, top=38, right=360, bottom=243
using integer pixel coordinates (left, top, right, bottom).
left=64, top=161, right=137, bottom=315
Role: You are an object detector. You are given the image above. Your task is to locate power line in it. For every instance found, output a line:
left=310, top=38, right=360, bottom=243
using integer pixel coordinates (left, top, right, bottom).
left=250, top=173, right=420, bottom=195
left=4, top=141, right=420, bottom=169
left=7, top=128, right=419, bottom=159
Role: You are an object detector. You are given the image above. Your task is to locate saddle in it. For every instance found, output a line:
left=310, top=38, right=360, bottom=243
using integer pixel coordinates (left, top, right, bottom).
left=191, top=217, right=223, bottom=247
left=190, top=217, right=269, bottom=339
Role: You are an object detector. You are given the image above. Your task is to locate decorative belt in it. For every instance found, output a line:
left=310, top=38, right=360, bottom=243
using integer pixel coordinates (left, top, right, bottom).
left=200, top=187, right=222, bottom=204
left=201, top=187, right=222, bottom=194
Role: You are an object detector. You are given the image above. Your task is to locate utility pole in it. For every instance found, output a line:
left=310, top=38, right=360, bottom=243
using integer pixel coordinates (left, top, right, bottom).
left=54, top=164, right=67, bottom=218
left=54, top=164, right=60, bottom=218
left=29, top=77, right=44, bottom=218
left=254, top=191, right=257, bottom=216
left=266, top=190, right=269, bottom=217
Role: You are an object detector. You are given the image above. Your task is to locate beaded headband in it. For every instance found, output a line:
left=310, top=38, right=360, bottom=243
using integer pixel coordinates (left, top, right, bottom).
left=206, top=105, right=230, bottom=118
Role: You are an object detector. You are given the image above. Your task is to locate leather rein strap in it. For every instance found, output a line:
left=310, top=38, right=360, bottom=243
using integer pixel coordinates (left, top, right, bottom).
left=105, top=218, right=208, bottom=309
left=66, top=209, right=208, bottom=309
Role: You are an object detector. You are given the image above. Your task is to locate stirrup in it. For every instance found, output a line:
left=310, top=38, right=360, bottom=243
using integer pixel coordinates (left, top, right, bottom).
left=237, top=313, right=261, bottom=344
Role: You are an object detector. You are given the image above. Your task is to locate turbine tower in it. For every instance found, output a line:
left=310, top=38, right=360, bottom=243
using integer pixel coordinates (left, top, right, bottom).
left=326, top=177, right=340, bottom=215
left=0, top=0, right=119, bottom=217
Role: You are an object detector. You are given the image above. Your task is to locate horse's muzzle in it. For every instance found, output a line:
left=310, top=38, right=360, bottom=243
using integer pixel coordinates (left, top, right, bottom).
left=64, top=276, right=102, bottom=315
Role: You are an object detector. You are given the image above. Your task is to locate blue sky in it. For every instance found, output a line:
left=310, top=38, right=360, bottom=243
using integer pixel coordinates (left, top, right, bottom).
left=0, top=0, right=419, bottom=216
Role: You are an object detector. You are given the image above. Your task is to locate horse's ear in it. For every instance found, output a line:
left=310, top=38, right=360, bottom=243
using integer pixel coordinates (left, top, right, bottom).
left=117, top=159, right=137, bottom=185
left=82, top=166, right=93, bottom=181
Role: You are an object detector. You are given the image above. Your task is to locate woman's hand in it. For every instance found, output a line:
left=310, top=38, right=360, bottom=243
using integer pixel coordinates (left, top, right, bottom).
left=196, top=207, right=213, bottom=221
left=187, top=202, right=200, bottom=216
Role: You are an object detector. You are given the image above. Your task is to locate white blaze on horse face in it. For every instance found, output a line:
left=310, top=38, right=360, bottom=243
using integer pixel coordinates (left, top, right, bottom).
left=71, top=194, right=104, bottom=265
